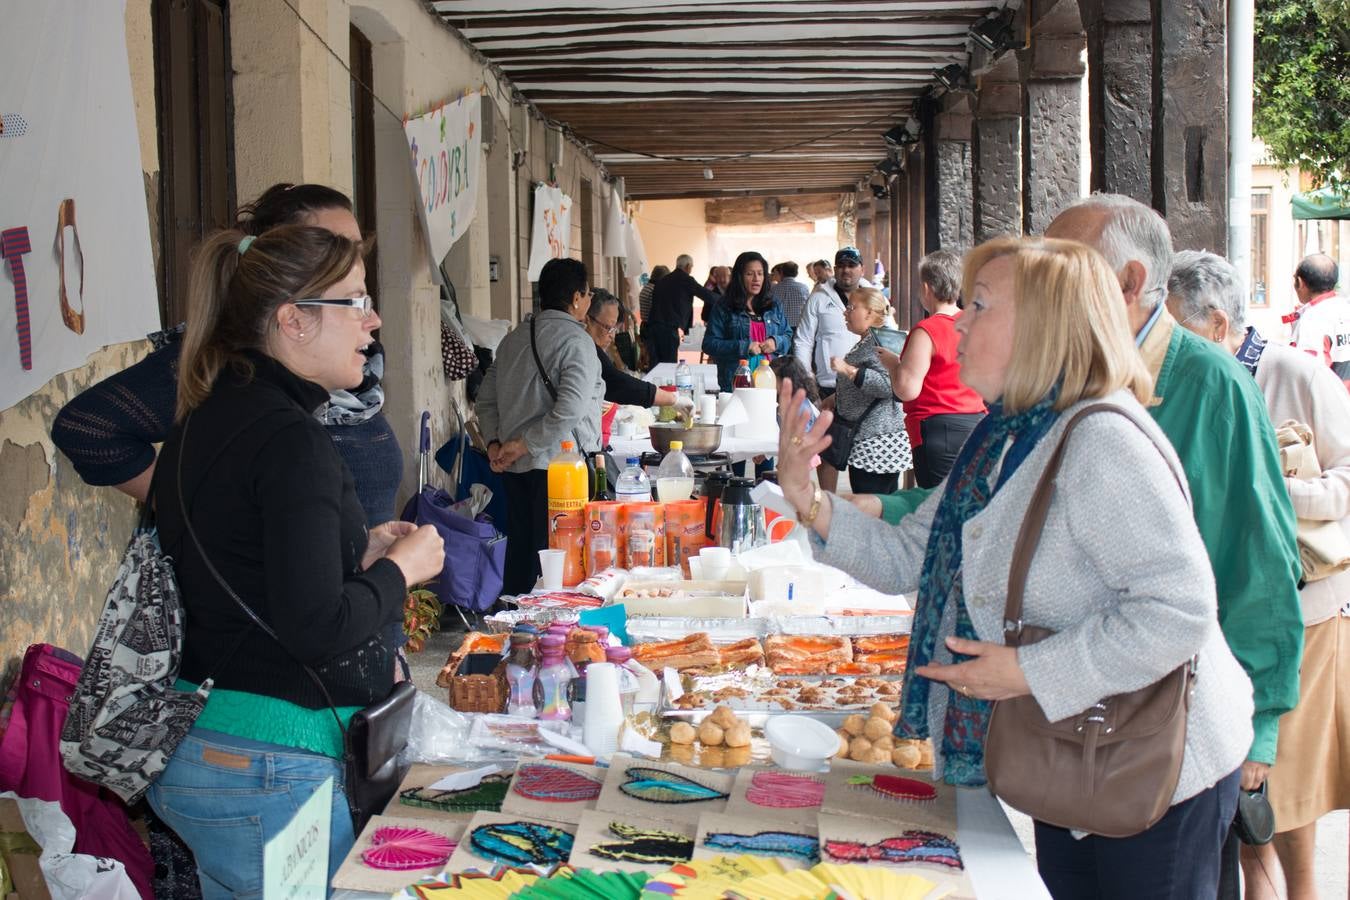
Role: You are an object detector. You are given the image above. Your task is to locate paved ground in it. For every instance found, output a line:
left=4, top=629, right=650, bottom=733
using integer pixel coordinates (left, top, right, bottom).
left=409, top=617, right=1348, bottom=896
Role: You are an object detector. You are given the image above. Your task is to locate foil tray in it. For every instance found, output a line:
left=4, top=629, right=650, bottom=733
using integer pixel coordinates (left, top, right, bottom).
left=656, top=666, right=903, bottom=729
left=625, top=614, right=913, bottom=643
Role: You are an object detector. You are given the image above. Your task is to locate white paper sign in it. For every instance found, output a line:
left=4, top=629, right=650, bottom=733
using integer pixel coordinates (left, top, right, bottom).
left=0, top=0, right=161, bottom=412
left=404, top=92, right=481, bottom=266
left=526, top=184, right=572, bottom=281
left=262, top=776, right=332, bottom=899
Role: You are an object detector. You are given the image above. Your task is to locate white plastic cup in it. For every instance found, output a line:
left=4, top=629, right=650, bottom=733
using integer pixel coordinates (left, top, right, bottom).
left=687, top=556, right=704, bottom=580
left=699, top=546, right=732, bottom=582
left=538, top=549, right=566, bottom=590
left=698, top=394, right=717, bottom=424
left=615, top=419, right=636, bottom=439
left=582, top=662, right=624, bottom=756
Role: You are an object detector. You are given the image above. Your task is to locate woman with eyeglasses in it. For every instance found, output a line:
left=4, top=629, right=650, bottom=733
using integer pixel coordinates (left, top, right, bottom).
left=52, top=184, right=404, bottom=528
left=146, top=224, right=445, bottom=896
left=586, top=289, right=679, bottom=409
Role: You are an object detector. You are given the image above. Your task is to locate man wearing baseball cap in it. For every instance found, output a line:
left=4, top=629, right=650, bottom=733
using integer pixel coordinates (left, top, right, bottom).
left=793, top=246, right=872, bottom=490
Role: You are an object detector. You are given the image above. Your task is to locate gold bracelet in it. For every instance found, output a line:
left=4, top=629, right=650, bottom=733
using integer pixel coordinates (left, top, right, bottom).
left=800, top=486, right=824, bottom=527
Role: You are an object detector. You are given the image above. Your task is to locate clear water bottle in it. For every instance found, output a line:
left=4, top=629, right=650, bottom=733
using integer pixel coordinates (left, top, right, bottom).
left=675, top=359, right=695, bottom=404
left=615, top=456, right=652, bottom=502
left=656, top=440, right=695, bottom=502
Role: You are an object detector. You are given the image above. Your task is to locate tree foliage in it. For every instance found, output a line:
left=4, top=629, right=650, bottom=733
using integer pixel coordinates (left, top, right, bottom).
left=1253, top=0, right=1350, bottom=194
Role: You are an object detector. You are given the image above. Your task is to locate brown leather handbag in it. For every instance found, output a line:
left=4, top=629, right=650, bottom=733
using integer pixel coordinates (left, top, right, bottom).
left=983, top=404, right=1196, bottom=838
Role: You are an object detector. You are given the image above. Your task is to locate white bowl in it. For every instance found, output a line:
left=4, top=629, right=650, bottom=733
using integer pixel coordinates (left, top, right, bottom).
left=764, top=715, right=839, bottom=772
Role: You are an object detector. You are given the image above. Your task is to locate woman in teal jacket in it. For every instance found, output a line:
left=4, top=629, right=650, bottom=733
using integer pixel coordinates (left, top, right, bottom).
left=703, top=250, right=793, bottom=392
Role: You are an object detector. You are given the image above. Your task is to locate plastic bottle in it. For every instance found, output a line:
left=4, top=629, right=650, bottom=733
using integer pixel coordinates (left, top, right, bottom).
left=675, top=359, right=695, bottom=404
left=604, top=646, right=642, bottom=716
left=548, top=441, right=589, bottom=586
left=655, top=440, right=695, bottom=502
left=732, top=359, right=753, bottom=389
left=752, top=358, right=777, bottom=390
left=534, top=634, right=573, bottom=721
left=592, top=453, right=615, bottom=501
left=504, top=631, right=539, bottom=718
left=615, top=456, right=652, bottom=502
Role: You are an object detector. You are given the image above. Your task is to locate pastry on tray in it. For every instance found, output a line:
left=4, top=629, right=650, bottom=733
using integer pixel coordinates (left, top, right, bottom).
left=764, top=634, right=852, bottom=674
left=633, top=633, right=721, bottom=671
left=715, top=638, right=765, bottom=668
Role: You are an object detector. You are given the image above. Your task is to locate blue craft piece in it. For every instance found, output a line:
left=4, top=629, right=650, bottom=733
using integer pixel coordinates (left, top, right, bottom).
left=619, top=767, right=729, bottom=804
left=469, top=821, right=574, bottom=866
left=702, top=830, right=820, bottom=863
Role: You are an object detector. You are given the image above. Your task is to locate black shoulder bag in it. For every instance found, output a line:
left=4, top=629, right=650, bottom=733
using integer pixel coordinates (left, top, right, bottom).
left=820, top=364, right=893, bottom=471
left=176, top=413, right=415, bottom=833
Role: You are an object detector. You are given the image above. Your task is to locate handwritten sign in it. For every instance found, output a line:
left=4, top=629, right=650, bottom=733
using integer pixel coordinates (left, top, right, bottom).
left=404, top=93, right=482, bottom=266
left=263, top=776, right=332, bottom=899
left=526, top=184, right=573, bottom=281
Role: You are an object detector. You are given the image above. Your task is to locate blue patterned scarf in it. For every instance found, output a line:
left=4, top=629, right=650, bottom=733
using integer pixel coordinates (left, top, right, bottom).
left=898, top=390, right=1062, bottom=785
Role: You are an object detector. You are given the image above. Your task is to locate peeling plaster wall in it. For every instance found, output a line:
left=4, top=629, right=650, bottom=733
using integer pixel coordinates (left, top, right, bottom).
left=0, top=2, right=160, bottom=675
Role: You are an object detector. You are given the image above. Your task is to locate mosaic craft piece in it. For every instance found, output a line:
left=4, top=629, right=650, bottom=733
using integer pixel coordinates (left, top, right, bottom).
left=619, top=767, right=729, bottom=804
left=701, top=829, right=819, bottom=863
left=514, top=763, right=604, bottom=802
left=361, top=825, right=456, bottom=870
left=400, top=773, right=511, bottom=814
left=849, top=772, right=938, bottom=802
left=744, top=770, right=825, bottom=809
left=331, top=814, right=467, bottom=895
left=469, top=820, right=575, bottom=867
left=823, top=830, right=963, bottom=869
left=589, top=822, right=694, bottom=865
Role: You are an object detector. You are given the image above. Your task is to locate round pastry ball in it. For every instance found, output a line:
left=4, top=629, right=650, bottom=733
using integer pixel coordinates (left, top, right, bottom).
left=868, top=746, right=892, bottom=765
left=848, top=736, right=874, bottom=761
left=869, top=701, right=897, bottom=722
left=871, top=735, right=894, bottom=753
left=670, top=722, right=697, bottom=745
left=709, top=705, right=739, bottom=730
left=892, top=742, right=922, bottom=769
left=724, top=722, right=752, bottom=748
left=698, top=720, right=726, bottom=746
left=835, top=729, right=851, bottom=758
left=841, top=714, right=867, bottom=736
left=863, top=716, right=893, bottom=742
left=917, top=739, right=935, bottom=767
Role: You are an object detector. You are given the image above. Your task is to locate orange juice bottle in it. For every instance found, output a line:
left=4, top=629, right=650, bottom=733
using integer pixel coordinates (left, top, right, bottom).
left=548, top=441, right=589, bottom=585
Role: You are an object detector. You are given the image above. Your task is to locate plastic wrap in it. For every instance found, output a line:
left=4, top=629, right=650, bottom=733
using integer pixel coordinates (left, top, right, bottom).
left=0, top=792, right=140, bottom=900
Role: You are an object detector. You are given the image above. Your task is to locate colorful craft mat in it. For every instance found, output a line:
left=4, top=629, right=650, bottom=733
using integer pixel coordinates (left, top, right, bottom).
left=401, top=864, right=648, bottom=899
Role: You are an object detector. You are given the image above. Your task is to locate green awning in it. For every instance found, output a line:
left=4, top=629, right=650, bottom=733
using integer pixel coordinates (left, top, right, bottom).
left=1292, top=186, right=1350, bottom=220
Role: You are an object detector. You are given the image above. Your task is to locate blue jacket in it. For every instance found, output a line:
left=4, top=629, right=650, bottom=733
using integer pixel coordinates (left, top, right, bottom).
left=702, top=298, right=793, bottom=392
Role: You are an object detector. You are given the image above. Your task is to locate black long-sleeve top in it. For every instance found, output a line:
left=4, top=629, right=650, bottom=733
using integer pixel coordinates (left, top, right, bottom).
left=151, top=352, right=405, bottom=709
left=596, top=344, right=657, bottom=407
left=649, top=268, right=718, bottom=331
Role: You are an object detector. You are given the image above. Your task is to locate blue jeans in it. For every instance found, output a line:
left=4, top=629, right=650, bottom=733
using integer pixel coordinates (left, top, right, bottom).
left=147, top=728, right=355, bottom=899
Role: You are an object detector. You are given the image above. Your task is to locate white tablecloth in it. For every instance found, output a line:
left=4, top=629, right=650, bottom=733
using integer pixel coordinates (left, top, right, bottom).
left=643, top=362, right=720, bottom=393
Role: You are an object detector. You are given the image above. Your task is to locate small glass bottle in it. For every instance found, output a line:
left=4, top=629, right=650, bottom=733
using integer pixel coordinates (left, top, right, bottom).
left=534, top=634, right=574, bottom=721
left=504, top=631, right=539, bottom=718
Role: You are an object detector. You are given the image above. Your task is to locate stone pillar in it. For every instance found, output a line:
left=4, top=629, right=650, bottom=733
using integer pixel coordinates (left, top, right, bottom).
left=972, top=53, right=1023, bottom=241
left=1155, top=0, right=1228, bottom=251
left=905, top=145, right=927, bottom=326
left=1079, top=0, right=1151, bottom=202
left=873, top=195, right=891, bottom=289
left=935, top=94, right=975, bottom=252
left=1021, top=0, right=1085, bottom=234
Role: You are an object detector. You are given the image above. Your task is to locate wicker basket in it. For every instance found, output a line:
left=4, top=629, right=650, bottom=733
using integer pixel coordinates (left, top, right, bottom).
left=447, top=653, right=507, bottom=713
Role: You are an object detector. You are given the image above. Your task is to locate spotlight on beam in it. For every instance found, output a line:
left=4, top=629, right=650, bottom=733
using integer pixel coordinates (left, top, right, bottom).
left=970, top=8, right=1016, bottom=54
left=883, top=117, right=921, bottom=150
left=933, top=63, right=972, bottom=93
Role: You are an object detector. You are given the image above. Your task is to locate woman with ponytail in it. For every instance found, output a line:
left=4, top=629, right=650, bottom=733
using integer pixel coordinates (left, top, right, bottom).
left=145, top=225, right=444, bottom=896
left=52, top=184, right=404, bottom=527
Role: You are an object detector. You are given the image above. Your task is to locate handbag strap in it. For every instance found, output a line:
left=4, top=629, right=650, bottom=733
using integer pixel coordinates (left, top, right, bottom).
left=1002, top=403, right=1185, bottom=645
left=175, top=412, right=351, bottom=746
left=529, top=314, right=590, bottom=455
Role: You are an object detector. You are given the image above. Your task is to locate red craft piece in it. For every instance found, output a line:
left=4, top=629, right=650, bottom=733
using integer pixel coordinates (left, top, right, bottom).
left=361, top=825, right=456, bottom=871
left=870, top=775, right=938, bottom=802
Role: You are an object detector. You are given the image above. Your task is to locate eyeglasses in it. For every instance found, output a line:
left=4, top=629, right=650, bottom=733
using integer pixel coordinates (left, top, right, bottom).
left=1178, top=305, right=1215, bottom=329
left=293, top=295, right=374, bottom=318
left=588, top=316, right=619, bottom=335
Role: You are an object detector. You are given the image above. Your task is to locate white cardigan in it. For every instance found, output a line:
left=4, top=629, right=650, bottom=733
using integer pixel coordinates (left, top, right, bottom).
left=817, top=390, right=1253, bottom=805
left=1256, top=341, right=1350, bottom=625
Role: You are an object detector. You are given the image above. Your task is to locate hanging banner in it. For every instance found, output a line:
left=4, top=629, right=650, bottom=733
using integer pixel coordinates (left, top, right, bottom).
left=0, top=0, right=160, bottom=412
left=526, top=184, right=573, bottom=281
left=404, top=91, right=481, bottom=267
left=623, top=215, right=649, bottom=279
left=602, top=185, right=627, bottom=258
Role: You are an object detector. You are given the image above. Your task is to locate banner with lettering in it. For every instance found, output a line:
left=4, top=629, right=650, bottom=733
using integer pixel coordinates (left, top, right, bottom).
left=526, top=184, right=573, bottom=281
left=404, top=91, right=481, bottom=267
left=0, top=0, right=160, bottom=412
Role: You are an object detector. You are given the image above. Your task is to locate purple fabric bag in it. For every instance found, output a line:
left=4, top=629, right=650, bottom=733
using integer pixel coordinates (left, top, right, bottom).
left=400, top=412, right=506, bottom=613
